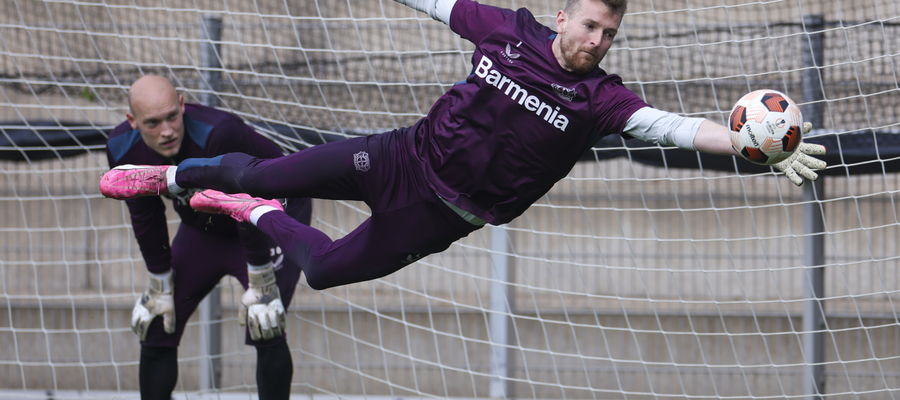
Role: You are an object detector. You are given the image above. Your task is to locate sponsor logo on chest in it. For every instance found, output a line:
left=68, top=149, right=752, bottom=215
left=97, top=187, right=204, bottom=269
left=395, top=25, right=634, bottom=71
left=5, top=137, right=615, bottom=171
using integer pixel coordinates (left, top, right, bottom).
left=502, top=41, right=522, bottom=63
left=473, top=54, right=570, bottom=132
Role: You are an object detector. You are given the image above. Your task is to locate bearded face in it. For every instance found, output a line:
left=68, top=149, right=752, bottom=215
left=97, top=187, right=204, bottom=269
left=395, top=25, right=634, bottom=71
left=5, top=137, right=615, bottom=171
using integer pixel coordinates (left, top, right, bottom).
left=553, top=0, right=623, bottom=74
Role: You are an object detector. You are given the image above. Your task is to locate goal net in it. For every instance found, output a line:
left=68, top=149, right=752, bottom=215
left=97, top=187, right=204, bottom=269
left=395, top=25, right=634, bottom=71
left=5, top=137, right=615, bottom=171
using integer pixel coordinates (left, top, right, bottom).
left=1, top=0, right=899, bottom=399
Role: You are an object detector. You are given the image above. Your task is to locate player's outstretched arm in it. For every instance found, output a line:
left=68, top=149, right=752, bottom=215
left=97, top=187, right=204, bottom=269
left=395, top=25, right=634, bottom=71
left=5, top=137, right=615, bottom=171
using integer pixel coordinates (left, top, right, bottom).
left=691, top=120, right=737, bottom=156
left=692, top=120, right=827, bottom=186
left=624, top=108, right=826, bottom=186
left=393, top=0, right=457, bottom=24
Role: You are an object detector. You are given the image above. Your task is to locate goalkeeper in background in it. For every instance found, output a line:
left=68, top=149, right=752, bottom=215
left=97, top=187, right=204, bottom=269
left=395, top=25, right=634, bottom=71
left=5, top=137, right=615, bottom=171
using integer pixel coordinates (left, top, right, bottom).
left=100, top=1, right=826, bottom=292
left=106, top=75, right=310, bottom=400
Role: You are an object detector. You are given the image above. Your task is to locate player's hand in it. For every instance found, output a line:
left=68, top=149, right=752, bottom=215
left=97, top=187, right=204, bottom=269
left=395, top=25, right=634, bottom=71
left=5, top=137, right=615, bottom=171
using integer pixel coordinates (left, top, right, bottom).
left=773, top=122, right=827, bottom=186
left=131, top=271, right=175, bottom=341
left=240, top=263, right=285, bottom=341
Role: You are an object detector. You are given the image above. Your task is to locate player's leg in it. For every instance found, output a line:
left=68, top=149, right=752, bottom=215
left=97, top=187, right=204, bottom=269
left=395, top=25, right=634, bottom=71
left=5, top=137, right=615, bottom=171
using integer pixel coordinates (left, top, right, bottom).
left=228, top=233, right=302, bottom=400
left=248, top=280, right=295, bottom=400
left=138, top=224, right=232, bottom=397
left=173, top=142, right=358, bottom=200
left=254, top=183, right=481, bottom=290
left=256, top=341, right=293, bottom=400
left=193, top=127, right=484, bottom=289
left=139, top=345, right=177, bottom=400
left=249, top=267, right=295, bottom=400
left=203, top=193, right=472, bottom=289
left=277, top=128, right=483, bottom=288
left=100, top=135, right=370, bottom=201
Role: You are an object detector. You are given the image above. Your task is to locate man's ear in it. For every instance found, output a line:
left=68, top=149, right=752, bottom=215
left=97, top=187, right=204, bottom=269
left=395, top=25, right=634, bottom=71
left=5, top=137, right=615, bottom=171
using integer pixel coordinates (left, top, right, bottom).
left=126, top=112, right=137, bottom=130
left=555, top=10, right=568, bottom=34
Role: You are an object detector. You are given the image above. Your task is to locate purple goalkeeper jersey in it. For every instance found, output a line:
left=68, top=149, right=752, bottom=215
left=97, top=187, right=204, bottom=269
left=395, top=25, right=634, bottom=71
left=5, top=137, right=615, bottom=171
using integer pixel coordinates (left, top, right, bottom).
left=411, top=0, right=649, bottom=224
left=106, top=103, right=300, bottom=273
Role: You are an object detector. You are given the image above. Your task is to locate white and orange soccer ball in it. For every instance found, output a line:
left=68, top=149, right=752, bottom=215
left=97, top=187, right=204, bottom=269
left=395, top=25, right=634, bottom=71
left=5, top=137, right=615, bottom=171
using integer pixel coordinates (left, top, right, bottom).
left=728, top=89, right=804, bottom=165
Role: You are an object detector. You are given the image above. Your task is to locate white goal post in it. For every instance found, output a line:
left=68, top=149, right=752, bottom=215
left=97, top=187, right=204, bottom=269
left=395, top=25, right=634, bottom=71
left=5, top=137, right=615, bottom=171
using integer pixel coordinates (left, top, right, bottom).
left=1, top=0, right=899, bottom=399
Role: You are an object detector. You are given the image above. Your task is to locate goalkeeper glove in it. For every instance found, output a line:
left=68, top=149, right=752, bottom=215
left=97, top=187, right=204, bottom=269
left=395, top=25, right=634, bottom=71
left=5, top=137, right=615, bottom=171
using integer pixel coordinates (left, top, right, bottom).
left=773, top=122, right=827, bottom=186
left=131, top=270, right=175, bottom=341
left=240, top=263, right=286, bottom=341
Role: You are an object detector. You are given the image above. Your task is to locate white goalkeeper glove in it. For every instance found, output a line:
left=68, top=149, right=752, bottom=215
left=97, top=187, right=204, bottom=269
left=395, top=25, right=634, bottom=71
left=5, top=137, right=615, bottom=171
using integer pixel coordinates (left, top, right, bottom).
left=131, top=270, right=175, bottom=341
left=240, top=263, right=285, bottom=341
left=773, top=122, right=827, bottom=186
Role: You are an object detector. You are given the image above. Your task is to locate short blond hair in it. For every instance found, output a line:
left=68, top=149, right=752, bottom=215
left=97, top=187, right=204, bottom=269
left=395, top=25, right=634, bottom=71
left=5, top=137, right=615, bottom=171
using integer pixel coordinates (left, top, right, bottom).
left=564, top=0, right=627, bottom=16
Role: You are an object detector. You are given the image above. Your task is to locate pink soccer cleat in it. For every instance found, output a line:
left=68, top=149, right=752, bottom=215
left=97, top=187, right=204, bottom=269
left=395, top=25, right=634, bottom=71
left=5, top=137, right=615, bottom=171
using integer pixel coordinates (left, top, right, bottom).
left=189, top=189, right=283, bottom=223
left=100, top=165, right=172, bottom=199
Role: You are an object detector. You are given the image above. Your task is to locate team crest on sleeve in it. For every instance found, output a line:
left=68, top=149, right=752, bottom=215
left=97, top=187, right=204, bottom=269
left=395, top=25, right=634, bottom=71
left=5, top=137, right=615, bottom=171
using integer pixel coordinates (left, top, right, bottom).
left=353, top=151, right=371, bottom=172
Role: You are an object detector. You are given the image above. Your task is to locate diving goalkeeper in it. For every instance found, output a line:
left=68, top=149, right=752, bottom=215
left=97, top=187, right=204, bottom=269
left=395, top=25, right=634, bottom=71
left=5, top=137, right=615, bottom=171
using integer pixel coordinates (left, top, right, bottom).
left=100, top=0, right=826, bottom=293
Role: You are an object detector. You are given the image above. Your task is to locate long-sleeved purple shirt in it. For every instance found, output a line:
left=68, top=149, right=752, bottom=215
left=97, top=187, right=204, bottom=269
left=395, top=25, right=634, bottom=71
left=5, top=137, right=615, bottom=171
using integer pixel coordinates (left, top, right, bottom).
left=106, top=103, right=297, bottom=273
left=412, top=0, right=649, bottom=224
